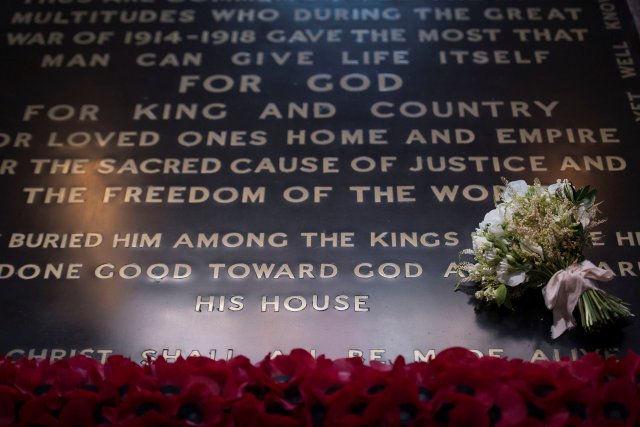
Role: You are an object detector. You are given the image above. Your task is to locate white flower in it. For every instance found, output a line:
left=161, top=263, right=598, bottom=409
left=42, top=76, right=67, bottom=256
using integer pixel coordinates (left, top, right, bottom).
left=506, top=271, right=527, bottom=287
left=475, top=288, right=497, bottom=302
left=484, top=248, right=498, bottom=262
left=548, top=179, right=569, bottom=195
left=479, top=206, right=506, bottom=236
left=472, top=234, right=489, bottom=251
left=522, top=239, right=544, bottom=258
left=496, top=260, right=508, bottom=278
left=576, top=205, right=590, bottom=228
left=496, top=260, right=527, bottom=287
left=502, top=180, right=529, bottom=202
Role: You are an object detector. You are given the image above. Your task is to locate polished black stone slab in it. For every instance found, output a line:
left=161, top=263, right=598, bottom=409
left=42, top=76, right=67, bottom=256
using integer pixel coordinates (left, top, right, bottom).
left=1, top=0, right=639, bottom=363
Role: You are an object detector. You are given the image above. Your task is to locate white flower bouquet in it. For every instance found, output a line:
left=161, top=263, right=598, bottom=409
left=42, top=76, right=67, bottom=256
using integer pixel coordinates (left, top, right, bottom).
left=456, top=179, right=632, bottom=338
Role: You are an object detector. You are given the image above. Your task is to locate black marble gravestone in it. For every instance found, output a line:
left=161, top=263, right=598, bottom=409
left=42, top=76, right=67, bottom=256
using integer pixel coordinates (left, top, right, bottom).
left=0, top=0, right=639, bottom=364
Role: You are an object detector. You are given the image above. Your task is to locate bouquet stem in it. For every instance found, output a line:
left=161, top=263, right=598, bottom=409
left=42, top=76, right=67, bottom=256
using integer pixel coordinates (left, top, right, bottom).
left=578, top=289, right=633, bottom=333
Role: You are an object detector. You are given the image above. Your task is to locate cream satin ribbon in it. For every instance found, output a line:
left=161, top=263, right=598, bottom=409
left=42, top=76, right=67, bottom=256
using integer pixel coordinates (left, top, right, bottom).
left=541, top=260, right=614, bottom=339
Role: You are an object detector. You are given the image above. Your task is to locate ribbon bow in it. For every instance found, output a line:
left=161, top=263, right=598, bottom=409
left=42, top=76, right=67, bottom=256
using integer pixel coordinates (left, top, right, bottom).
left=541, top=260, right=614, bottom=339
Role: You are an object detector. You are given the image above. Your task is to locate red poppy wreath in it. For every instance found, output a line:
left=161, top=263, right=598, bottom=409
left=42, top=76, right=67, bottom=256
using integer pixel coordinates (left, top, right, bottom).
left=1, top=348, right=640, bottom=426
